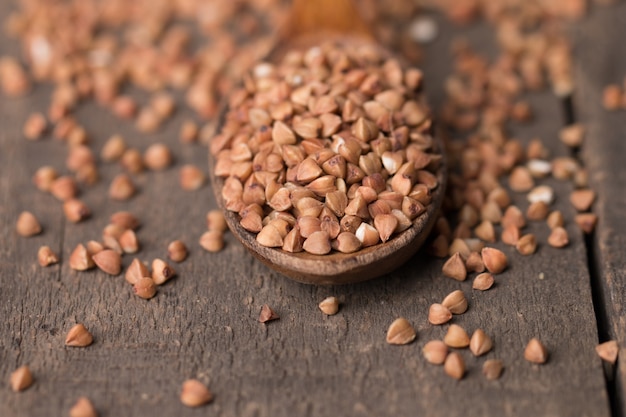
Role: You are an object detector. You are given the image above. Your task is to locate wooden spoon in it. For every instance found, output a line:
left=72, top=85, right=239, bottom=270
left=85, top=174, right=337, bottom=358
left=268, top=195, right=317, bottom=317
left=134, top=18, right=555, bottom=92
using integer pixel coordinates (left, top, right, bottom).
left=209, top=0, right=447, bottom=285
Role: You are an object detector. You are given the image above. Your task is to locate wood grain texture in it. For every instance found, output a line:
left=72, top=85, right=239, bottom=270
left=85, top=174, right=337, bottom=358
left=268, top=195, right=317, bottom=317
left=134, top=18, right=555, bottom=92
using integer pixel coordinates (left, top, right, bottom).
left=0, top=5, right=611, bottom=417
left=572, top=2, right=626, bottom=415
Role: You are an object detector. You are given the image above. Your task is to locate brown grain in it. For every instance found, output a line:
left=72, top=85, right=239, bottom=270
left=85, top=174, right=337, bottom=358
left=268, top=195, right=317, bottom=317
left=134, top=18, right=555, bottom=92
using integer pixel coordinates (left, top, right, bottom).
left=199, top=230, right=225, bottom=253
left=482, top=359, right=504, bottom=380
left=100, top=135, right=127, bottom=162
left=144, top=143, right=173, bottom=170
left=386, top=318, right=417, bottom=345
left=422, top=340, right=448, bottom=365
left=121, top=148, right=144, bottom=173
left=443, top=352, right=465, bottom=380
left=110, top=211, right=140, bottom=231
left=119, top=229, right=140, bottom=254
left=92, top=250, right=121, bottom=276
left=441, top=290, right=468, bottom=315
left=575, top=213, right=598, bottom=234
left=65, top=323, right=94, bottom=347
left=303, top=230, right=332, bottom=255
left=37, top=245, right=58, bottom=266
left=428, top=303, right=452, bottom=325
left=602, top=84, right=623, bottom=110
left=133, top=277, right=157, bottom=299
left=108, top=174, right=136, bottom=201
left=16, top=211, right=42, bottom=237
left=318, top=297, right=340, bottom=315
left=526, top=201, right=549, bottom=221
left=69, top=397, right=98, bottom=417
left=179, top=120, right=199, bottom=144
left=559, top=123, right=585, bottom=148
left=168, top=240, right=188, bottom=263
left=23, top=112, right=46, bottom=140
left=481, top=247, right=507, bottom=274
left=152, top=258, right=176, bottom=285
left=508, top=167, right=534, bottom=192
left=10, top=365, right=33, bottom=392
left=206, top=210, right=228, bottom=232
left=444, top=324, right=470, bottom=348
left=0, top=57, right=30, bottom=96
left=180, top=165, right=206, bottom=191
left=570, top=189, right=596, bottom=212
left=180, top=379, right=213, bottom=408
left=69, top=244, right=94, bottom=271
left=524, top=338, right=549, bottom=364
left=32, top=166, right=58, bottom=192
left=125, top=258, right=149, bottom=285
left=516, top=234, right=537, bottom=255
left=442, top=252, right=467, bottom=281
left=63, top=199, right=91, bottom=223
left=473, top=272, right=495, bottom=291
left=469, top=329, right=493, bottom=356
left=548, top=227, right=569, bottom=248
left=465, top=251, right=485, bottom=273
left=595, top=340, right=619, bottom=364
left=259, top=304, right=279, bottom=323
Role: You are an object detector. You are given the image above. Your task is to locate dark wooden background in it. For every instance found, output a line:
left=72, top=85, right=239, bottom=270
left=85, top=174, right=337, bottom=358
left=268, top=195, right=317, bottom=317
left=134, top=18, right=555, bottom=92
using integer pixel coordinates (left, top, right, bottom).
left=1, top=1, right=625, bottom=416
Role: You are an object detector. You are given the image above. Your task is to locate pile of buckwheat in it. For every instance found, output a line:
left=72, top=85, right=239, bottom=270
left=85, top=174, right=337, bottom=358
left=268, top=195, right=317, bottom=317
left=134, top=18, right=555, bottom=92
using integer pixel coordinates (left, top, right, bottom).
left=212, top=41, right=440, bottom=255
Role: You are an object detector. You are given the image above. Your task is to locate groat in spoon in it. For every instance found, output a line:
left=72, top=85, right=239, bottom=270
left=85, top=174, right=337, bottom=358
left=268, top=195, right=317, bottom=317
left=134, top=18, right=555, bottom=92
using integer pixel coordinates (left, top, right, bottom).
left=209, top=0, right=447, bottom=285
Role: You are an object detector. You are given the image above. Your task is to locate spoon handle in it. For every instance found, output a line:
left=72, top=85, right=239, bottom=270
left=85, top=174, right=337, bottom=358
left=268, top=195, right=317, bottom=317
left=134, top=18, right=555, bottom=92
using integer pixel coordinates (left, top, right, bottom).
left=282, top=0, right=373, bottom=41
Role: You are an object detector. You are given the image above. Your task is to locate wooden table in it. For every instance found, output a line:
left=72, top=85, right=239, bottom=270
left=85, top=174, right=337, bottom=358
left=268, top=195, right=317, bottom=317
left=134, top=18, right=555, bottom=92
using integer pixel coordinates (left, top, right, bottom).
left=1, top=2, right=624, bottom=416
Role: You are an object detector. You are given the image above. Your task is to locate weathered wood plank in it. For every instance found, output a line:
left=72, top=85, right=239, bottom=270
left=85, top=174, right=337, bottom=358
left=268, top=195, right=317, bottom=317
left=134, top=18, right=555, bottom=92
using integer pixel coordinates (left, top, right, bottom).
left=573, top=2, right=626, bottom=415
left=0, top=5, right=611, bottom=417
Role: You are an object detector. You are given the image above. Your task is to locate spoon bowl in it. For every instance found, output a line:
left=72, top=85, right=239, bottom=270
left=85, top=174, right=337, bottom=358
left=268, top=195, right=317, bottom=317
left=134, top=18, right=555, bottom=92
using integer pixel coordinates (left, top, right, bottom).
left=208, top=0, right=448, bottom=285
